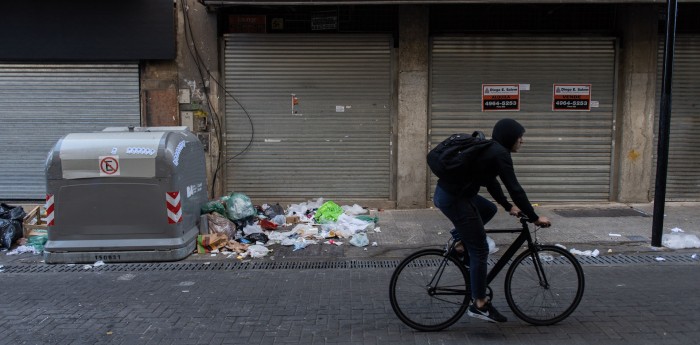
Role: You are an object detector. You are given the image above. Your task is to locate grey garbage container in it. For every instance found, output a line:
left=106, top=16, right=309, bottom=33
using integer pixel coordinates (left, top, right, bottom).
left=43, top=126, right=208, bottom=264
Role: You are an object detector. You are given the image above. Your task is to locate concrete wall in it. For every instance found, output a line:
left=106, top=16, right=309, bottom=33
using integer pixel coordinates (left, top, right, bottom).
left=396, top=5, right=430, bottom=209
left=614, top=5, right=659, bottom=203
left=175, top=0, right=223, bottom=199
left=158, top=3, right=668, bottom=205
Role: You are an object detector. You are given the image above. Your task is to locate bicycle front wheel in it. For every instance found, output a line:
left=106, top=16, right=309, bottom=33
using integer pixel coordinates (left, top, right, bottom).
left=389, top=249, right=470, bottom=331
left=505, top=245, right=585, bottom=326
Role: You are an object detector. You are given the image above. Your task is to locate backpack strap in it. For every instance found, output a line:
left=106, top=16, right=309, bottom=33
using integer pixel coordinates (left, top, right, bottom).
left=471, top=131, right=486, bottom=140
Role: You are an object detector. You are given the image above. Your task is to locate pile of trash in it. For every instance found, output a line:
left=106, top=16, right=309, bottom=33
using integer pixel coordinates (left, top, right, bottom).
left=198, top=194, right=379, bottom=260
left=1, top=203, right=25, bottom=250
left=0, top=203, right=48, bottom=255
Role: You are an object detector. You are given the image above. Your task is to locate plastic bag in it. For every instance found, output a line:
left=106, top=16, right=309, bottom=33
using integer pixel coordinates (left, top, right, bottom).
left=242, top=223, right=263, bottom=236
left=342, top=204, right=367, bottom=216
left=292, top=237, right=317, bottom=251
left=486, top=236, right=499, bottom=254
left=334, top=214, right=374, bottom=237
left=451, top=229, right=498, bottom=254
left=0, top=219, right=19, bottom=250
left=244, top=232, right=269, bottom=244
left=263, top=203, right=285, bottom=218
left=662, top=233, right=700, bottom=249
left=286, top=197, right=324, bottom=217
left=246, top=244, right=270, bottom=258
left=225, top=192, right=255, bottom=221
left=272, top=214, right=287, bottom=226
left=26, top=230, right=48, bottom=252
left=259, top=219, right=278, bottom=230
left=0, top=203, right=27, bottom=221
left=315, top=201, right=344, bottom=223
left=267, top=229, right=296, bottom=242
left=349, top=232, right=369, bottom=247
left=201, top=200, right=226, bottom=216
left=207, top=213, right=236, bottom=238
left=355, top=215, right=379, bottom=223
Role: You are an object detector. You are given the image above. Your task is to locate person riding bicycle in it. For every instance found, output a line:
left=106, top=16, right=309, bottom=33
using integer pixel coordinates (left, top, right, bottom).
left=433, top=118, right=551, bottom=323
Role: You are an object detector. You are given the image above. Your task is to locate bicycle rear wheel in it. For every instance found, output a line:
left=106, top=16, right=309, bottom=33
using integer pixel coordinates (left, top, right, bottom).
left=505, top=245, right=585, bottom=325
left=389, top=249, right=470, bottom=331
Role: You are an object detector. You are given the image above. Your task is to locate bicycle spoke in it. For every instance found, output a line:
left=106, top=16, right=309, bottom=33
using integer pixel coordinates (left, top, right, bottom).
left=505, top=246, right=585, bottom=325
left=390, top=249, right=470, bottom=331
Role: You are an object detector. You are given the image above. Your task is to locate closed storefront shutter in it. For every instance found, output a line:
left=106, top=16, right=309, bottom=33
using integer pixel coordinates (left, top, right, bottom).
left=0, top=64, right=140, bottom=200
left=653, top=35, right=700, bottom=201
left=430, top=36, right=616, bottom=202
left=223, top=34, right=393, bottom=201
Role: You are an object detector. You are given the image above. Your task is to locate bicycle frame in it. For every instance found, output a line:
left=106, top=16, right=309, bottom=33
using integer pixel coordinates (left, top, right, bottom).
left=485, top=218, right=539, bottom=285
left=427, top=218, right=547, bottom=301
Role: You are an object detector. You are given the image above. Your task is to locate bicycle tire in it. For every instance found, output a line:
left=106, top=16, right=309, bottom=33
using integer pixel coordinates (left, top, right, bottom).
left=389, top=249, right=470, bottom=331
left=504, top=245, right=585, bottom=325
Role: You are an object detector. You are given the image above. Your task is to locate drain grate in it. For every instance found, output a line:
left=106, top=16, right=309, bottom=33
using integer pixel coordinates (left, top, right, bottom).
left=553, top=208, right=650, bottom=218
left=1, top=254, right=697, bottom=274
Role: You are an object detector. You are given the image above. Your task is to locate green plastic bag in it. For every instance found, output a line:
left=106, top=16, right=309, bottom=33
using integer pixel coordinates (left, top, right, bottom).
left=201, top=200, right=226, bottom=216
left=315, top=201, right=343, bottom=224
left=27, top=229, right=48, bottom=252
left=355, top=215, right=379, bottom=224
left=225, top=192, right=255, bottom=221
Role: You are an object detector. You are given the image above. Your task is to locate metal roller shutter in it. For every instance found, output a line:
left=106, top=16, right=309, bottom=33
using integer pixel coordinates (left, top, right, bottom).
left=430, top=36, right=616, bottom=202
left=652, top=35, right=700, bottom=201
left=0, top=64, right=140, bottom=200
left=224, top=34, right=393, bottom=201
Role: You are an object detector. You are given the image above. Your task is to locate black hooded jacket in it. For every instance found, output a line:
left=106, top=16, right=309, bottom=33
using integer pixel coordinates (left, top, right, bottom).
left=436, top=119, right=539, bottom=221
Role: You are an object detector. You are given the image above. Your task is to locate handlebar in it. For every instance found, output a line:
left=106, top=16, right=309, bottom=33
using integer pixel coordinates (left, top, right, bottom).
left=516, top=212, right=551, bottom=228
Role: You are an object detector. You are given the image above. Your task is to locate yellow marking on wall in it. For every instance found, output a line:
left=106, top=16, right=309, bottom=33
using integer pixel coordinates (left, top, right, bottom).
left=627, top=150, right=640, bottom=161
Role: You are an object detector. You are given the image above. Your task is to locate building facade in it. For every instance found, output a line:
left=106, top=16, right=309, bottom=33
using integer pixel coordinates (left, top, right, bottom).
left=1, top=1, right=699, bottom=209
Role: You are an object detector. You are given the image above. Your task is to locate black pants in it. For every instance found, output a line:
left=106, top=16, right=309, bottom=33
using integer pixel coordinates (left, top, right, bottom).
left=434, top=186, right=497, bottom=300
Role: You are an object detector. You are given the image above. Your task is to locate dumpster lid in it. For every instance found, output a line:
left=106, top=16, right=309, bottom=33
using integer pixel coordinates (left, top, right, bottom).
left=58, top=131, right=166, bottom=179
left=102, top=126, right=189, bottom=133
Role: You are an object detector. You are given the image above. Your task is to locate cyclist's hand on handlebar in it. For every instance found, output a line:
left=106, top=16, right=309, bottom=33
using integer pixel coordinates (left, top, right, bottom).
left=509, top=206, right=522, bottom=217
left=534, top=216, right=551, bottom=227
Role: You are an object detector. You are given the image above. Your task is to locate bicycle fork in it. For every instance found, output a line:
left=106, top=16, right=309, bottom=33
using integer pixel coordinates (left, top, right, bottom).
left=528, top=246, right=551, bottom=289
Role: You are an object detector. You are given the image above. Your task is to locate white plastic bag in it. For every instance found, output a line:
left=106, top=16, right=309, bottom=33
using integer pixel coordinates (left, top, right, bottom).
left=486, top=236, right=499, bottom=254
left=349, top=233, right=369, bottom=247
left=342, top=204, right=367, bottom=216
left=267, top=229, right=296, bottom=242
left=662, top=233, right=700, bottom=249
left=247, top=244, right=270, bottom=258
left=242, top=223, right=263, bottom=236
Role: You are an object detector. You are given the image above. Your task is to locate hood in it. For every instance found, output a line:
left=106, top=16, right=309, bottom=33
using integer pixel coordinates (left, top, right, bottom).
left=492, top=118, right=525, bottom=150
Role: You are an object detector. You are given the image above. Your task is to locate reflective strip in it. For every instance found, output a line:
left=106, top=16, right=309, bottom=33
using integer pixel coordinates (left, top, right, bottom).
left=166, top=192, right=182, bottom=224
left=45, top=194, right=55, bottom=226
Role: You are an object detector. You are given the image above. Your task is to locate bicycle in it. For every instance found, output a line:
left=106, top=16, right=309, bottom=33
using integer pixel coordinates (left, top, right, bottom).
left=389, top=216, right=585, bottom=331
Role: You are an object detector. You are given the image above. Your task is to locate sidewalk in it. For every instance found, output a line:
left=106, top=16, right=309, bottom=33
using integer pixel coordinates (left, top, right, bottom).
left=2, top=202, right=699, bottom=266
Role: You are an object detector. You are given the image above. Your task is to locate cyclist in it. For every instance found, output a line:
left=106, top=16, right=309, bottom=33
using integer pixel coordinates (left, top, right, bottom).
left=433, top=118, right=551, bottom=323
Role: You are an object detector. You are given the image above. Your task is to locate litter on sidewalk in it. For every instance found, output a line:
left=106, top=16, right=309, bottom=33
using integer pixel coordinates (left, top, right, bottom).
left=662, top=231, right=700, bottom=249
left=569, top=248, right=600, bottom=257
left=197, top=195, right=380, bottom=260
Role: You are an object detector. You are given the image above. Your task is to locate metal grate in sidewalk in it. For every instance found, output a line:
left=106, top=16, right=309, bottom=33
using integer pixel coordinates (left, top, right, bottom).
left=1, top=254, right=697, bottom=274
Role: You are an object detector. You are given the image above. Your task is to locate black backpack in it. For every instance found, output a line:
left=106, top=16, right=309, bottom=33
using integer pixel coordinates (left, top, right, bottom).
left=427, top=131, right=493, bottom=182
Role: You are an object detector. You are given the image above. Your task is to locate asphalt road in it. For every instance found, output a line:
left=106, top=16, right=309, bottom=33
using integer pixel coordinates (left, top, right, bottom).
left=1, top=259, right=699, bottom=345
